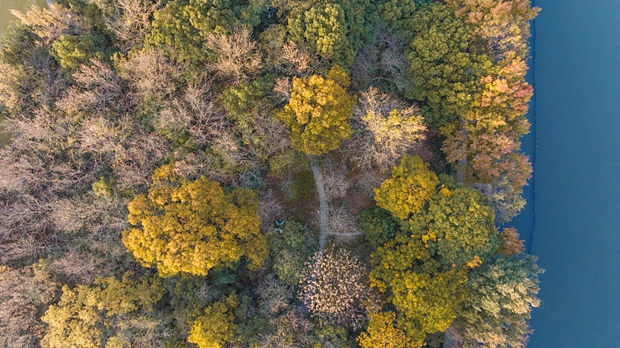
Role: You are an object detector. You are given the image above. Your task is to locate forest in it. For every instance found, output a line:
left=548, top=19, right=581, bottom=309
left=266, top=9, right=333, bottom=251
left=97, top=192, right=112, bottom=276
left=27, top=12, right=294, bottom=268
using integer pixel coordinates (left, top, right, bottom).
left=0, top=0, right=542, bottom=347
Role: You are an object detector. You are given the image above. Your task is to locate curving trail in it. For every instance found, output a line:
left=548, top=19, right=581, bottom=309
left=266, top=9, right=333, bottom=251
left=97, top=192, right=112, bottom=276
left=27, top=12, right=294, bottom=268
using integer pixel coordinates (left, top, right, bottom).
left=308, top=155, right=329, bottom=251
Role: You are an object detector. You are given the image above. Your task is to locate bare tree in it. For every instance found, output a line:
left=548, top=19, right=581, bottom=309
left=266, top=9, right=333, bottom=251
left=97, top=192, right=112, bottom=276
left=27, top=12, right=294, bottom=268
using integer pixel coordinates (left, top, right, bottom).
left=183, top=78, right=225, bottom=147
left=258, top=190, right=284, bottom=232
left=111, top=128, right=169, bottom=191
left=97, top=0, right=160, bottom=52
left=258, top=307, right=314, bottom=348
left=272, top=77, right=292, bottom=104
left=256, top=275, right=293, bottom=317
left=0, top=263, right=58, bottom=348
left=279, top=42, right=312, bottom=76
left=11, top=4, right=90, bottom=45
left=323, top=170, right=350, bottom=202
left=55, top=60, right=126, bottom=115
left=328, top=206, right=361, bottom=237
left=350, top=27, right=410, bottom=94
left=205, top=28, right=263, bottom=84
left=0, top=197, right=57, bottom=262
left=299, top=249, right=369, bottom=329
left=117, top=50, right=182, bottom=103
left=344, top=87, right=426, bottom=171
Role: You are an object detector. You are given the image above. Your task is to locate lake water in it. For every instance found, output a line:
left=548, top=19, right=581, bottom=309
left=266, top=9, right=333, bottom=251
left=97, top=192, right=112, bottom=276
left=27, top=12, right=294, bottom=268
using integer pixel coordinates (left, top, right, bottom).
left=528, top=0, right=620, bottom=346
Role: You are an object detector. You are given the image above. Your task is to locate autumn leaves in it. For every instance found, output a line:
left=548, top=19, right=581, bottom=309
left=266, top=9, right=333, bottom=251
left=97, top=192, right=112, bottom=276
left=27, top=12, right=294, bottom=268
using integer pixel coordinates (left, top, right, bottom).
left=123, top=164, right=268, bottom=278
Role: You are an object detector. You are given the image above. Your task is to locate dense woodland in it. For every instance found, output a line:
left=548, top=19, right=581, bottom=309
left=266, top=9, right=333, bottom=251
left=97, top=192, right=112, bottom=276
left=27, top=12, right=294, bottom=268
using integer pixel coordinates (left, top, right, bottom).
left=0, top=0, right=542, bottom=347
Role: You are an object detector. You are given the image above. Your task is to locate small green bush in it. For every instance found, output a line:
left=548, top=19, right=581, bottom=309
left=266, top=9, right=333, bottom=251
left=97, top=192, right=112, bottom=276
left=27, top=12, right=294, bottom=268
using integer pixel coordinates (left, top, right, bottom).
left=92, top=175, right=115, bottom=198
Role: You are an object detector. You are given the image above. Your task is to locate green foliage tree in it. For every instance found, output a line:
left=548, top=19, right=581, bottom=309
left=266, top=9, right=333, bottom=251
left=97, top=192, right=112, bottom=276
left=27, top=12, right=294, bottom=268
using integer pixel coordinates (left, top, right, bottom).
left=0, top=22, right=47, bottom=114
left=286, top=0, right=369, bottom=67
left=123, top=164, right=268, bottom=277
left=270, top=220, right=319, bottom=286
left=374, top=154, right=439, bottom=220
left=455, top=255, right=542, bottom=347
left=50, top=34, right=110, bottom=71
left=145, top=0, right=204, bottom=63
left=312, top=324, right=357, bottom=347
left=277, top=66, right=356, bottom=155
left=358, top=205, right=399, bottom=248
left=146, top=0, right=264, bottom=64
left=40, top=273, right=163, bottom=348
left=188, top=293, right=239, bottom=348
left=370, top=0, right=432, bottom=41
left=302, top=3, right=354, bottom=66
left=413, top=186, right=499, bottom=266
left=405, top=3, right=492, bottom=128
left=221, top=74, right=278, bottom=162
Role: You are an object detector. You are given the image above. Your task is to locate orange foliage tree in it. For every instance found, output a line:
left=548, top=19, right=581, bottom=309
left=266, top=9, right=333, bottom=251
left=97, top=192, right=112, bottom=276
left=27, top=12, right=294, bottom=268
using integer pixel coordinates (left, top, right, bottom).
left=440, top=0, right=539, bottom=223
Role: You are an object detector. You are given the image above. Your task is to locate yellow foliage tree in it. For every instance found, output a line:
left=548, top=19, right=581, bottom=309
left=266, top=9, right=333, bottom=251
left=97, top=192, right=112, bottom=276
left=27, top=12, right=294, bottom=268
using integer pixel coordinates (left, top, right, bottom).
left=40, top=273, right=163, bottom=348
left=358, top=312, right=413, bottom=348
left=277, top=66, right=356, bottom=155
left=188, top=293, right=239, bottom=348
left=123, top=164, right=268, bottom=277
left=369, top=233, right=469, bottom=345
left=374, top=155, right=439, bottom=220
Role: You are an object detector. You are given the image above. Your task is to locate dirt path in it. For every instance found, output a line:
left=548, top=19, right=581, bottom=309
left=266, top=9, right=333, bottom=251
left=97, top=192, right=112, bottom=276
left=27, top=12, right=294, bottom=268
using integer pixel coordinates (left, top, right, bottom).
left=308, top=155, right=329, bottom=251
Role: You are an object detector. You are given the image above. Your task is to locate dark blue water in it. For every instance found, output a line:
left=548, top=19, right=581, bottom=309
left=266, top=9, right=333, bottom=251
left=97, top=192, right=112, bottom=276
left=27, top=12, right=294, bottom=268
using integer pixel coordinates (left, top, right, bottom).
left=527, top=1, right=620, bottom=346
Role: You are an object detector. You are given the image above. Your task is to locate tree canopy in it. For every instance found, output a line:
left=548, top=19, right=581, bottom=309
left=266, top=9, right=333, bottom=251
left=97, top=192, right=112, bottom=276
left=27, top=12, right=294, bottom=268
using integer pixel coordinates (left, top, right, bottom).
left=413, top=186, right=499, bottom=267
left=277, top=66, right=356, bottom=154
left=123, top=164, right=268, bottom=277
left=41, top=273, right=163, bottom=348
left=405, top=3, right=493, bottom=128
left=358, top=311, right=411, bottom=348
left=369, top=232, right=469, bottom=345
left=455, top=255, right=542, bottom=347
left=374, top=154, right=439, bottom=220
left=188, top=293, right=240, bottom=348
left=146, top=0, right=263, bottom=64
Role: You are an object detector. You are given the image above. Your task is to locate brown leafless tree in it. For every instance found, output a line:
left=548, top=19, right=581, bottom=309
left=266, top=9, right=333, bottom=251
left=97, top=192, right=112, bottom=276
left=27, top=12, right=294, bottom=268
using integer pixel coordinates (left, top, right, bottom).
left=299, top=249, right=369, bottom=329
left=343, top=87, right=426, bottom=171
left=205, top=28, right=263, bottom=84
